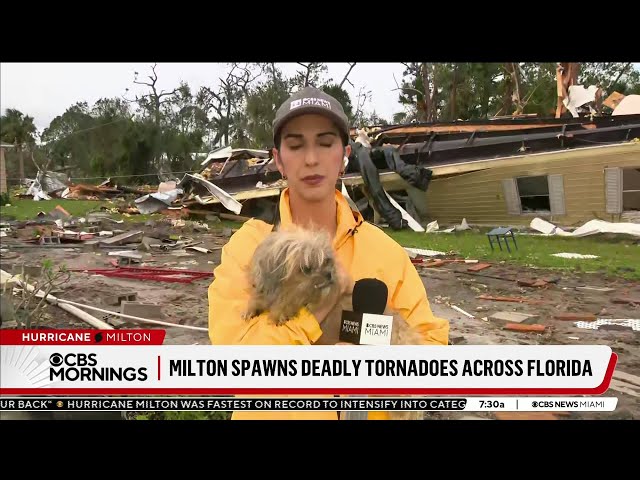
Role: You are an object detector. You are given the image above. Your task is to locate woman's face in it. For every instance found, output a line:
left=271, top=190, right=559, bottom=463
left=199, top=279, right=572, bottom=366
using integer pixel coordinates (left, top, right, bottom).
left=274, top=114, right=351, bottom=204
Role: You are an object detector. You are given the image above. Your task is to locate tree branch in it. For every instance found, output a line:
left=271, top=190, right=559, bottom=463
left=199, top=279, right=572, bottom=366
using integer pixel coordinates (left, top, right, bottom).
left=607, top=62, right=632, bottom=91
left=339, top=63, right=357, bottom=88
left=392, top=73, right=425, bottom=97
left=297, top=63, right=312, bottom=87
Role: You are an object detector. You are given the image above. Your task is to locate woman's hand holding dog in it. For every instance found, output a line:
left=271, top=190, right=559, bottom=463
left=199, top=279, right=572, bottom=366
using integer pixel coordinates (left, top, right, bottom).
left=310, top=262, right=353, bottom=325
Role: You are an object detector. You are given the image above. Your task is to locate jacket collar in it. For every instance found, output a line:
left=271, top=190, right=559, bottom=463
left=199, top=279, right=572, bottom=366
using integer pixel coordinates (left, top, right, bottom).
left=277, top=188, right=364, bottom=248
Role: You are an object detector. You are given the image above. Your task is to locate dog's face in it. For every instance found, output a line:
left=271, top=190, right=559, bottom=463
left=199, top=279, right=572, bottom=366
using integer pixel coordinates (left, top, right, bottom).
left=249, top=226, right=340, bottom=307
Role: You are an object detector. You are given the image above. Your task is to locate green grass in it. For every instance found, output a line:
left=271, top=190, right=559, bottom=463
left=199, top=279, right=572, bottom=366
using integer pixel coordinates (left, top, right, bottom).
left=384, top=229, right=640, bottom=280
left=7, top=198, right=635, bottom=280
left=1, top=199, right=110, bottom=221
left=0, top=198, right=244, bottom=231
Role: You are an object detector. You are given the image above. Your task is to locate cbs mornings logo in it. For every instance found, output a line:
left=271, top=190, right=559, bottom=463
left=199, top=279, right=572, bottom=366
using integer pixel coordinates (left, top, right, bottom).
left=48, top=352, right=148, bottom=382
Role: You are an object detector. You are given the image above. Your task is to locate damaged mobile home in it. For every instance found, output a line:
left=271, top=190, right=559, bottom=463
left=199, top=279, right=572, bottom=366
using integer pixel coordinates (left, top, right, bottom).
left=351, top=113, right=640, bottom=227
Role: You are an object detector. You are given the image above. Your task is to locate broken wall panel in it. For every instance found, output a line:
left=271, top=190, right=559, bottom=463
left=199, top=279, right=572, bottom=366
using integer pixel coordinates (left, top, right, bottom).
left=423, top=143, right=640, bottom=226
left=385, top=117, right=640, bottom=169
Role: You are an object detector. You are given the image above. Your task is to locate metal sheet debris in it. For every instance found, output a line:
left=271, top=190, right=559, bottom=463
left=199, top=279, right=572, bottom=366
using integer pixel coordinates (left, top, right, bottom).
left=612, top=94, right=640, bottom=116
left=134, top=188, right=183, bottom=214
left=564, top=85, right=599, bottom=117
left=404, top=247, right=447, bottom=257
left=384, top=191, right=424, bottom=232
left=426, top=220, right=439, bottom=233
left=552, top=252, right=599, bottom=259
left=178, top=174, right=242, bottom=214
left=531, top=217, right=640, bottom=237
left=574, top=319, right=640, bottom=332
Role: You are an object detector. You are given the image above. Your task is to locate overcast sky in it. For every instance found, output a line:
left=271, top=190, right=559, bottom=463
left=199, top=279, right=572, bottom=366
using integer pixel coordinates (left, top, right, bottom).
left=2, top=63, right=639, bottom=134
left=0, top=62, right=407, bottom=133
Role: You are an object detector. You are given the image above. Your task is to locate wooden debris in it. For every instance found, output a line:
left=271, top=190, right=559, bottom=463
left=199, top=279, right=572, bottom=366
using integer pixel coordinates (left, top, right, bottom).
left=467, top=263, right=491, bottom=272
left=517, top=279, right=549, bottom=288
left=553, top=313, right=597, bottom=321
left=608, top=379, right=640, bottom=398
left=219, top=213, right=251, bottom=223
left=503, top=323, right=546, bottom=333
left=612, top=297, right=640, bottom=305
left=477, top=294, right=549, bottom=305
left=613, top=370, right=640, bottom=388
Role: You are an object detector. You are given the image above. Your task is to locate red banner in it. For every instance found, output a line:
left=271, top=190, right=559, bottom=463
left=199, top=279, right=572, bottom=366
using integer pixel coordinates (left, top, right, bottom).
left=0, top=329, right=166, bottom=345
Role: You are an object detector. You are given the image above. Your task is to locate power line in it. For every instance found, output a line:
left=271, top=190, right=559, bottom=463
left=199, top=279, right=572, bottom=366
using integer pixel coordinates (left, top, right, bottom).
left=6, top=169, right=205, bottom=182
left=38, top=117, right=133, bottom=146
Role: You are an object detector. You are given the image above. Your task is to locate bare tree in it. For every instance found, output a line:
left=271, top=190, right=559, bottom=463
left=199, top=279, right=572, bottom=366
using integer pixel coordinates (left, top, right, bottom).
left=499, top=62, right=524, bottom=116
left=555, top=62, right=580, bottom=118
left=293, top=63, right=327, bottom=88
left=340, top=63, right=357, bottom=88
left=395, top=63, right=438, bottom=122
left=197, top=63, right=261, bottom=146
left=128, top=63, right=179, bottom=127
left=352, top=86, right=372, bottom=127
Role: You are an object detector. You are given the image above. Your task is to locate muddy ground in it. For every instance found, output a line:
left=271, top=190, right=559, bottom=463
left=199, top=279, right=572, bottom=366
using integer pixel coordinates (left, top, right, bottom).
left=1, top=221, right=638, bottom=420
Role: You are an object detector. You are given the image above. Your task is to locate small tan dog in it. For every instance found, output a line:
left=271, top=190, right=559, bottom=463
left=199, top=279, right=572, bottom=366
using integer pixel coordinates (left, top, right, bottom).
left=242, top=226, right=342, bottom=326
left=243, top=226, right=425, bottom=420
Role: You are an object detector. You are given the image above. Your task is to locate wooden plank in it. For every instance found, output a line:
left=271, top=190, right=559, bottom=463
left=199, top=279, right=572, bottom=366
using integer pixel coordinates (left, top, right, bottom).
left=467, top=263, right=492, bottom=272
left=219, top=213, right=251, bottom=223
left=99, top=230, right=144, bottom=246
left=613, top=370, right=640, bottom=388
left=194, top=187, right=282, bottom=204
left=608, top=379, right=640, bottom=398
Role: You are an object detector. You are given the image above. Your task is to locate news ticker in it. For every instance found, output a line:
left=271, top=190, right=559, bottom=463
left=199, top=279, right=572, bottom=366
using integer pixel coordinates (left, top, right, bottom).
left=0, top=330, right=618, bottom=395
left=0, top=397, right=619, bottom=412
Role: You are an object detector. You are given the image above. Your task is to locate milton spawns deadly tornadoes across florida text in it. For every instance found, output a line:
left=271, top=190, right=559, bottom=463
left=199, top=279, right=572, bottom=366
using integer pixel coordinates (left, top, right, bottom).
left=168, top=358, right=594, bottom=377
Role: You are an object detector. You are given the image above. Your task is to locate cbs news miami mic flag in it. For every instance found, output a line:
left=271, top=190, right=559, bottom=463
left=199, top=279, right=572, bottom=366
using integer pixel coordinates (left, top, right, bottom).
left=0, top=330, right=617, bottom=395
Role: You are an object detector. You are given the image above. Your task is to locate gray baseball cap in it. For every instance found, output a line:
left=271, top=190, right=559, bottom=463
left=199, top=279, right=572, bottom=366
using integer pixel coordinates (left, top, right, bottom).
left=272, top=86, right=350, bottom=147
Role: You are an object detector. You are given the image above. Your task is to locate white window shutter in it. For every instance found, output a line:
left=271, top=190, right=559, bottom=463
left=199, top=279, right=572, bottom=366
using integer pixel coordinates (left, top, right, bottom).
left=604, top=167, right=622, bottom=214
left=548, top=174, right=566, bottom=216
left=502, top=178, right=521, bottom=215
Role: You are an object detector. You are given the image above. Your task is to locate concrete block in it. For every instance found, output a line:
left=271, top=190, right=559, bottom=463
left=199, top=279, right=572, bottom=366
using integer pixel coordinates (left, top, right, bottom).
left=12, top=264, right=42, bottom=278
left=103, top=292, right=138, bottom=306
left=139, top=237, right=162, bottom=251
left=120, top=301, right=164, bottom=320
left=40, top=236, right=61, bottom=245
left=489, top=311, right=540, bottom=324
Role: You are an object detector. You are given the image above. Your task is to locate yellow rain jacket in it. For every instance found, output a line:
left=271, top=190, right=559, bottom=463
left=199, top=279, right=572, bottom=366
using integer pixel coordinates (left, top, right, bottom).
left=208, top=188, right=449, bottom=420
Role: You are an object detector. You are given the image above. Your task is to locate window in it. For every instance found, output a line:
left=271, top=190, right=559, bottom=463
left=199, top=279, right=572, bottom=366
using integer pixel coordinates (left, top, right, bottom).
left=503, top=175, right=565, bottom=216
left=516, top=176, right=550, bottom=212
left=623, top=168, right=640, bottom=211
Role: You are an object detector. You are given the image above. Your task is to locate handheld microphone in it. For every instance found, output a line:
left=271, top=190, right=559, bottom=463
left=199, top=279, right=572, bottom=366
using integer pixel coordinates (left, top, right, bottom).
left=339, top=278, right=394, bottom=345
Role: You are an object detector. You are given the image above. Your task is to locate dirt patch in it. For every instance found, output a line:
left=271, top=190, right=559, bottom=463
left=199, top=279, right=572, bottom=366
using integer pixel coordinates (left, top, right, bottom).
left=420, top=263, right=639, bottom=420
left=2, top=224, right=638, bottom=420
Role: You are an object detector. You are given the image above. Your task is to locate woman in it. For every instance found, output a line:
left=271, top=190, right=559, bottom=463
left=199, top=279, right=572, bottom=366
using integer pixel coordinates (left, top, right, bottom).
left=208, top=86, right=449, bottom=420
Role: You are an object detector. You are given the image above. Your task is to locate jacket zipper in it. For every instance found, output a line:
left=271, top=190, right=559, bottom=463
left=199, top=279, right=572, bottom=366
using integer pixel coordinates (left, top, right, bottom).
left=335, top=219, right=363, bottom=251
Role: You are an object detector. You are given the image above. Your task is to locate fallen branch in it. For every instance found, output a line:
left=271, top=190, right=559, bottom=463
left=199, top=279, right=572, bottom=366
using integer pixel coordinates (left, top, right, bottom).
left=51, top=298, right=208, bottom=332
left=1, top=269, right=113, bottom=330
left=476, top=294, right=550, bottom=305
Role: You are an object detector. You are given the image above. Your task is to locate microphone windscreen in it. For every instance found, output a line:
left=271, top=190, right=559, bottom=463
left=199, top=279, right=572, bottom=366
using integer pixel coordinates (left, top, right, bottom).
left=352, top=278, right=388, bottom=315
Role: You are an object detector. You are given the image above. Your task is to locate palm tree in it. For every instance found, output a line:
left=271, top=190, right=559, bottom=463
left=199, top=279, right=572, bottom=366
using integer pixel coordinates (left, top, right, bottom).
left=1, top=108, right=37, bottom=182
